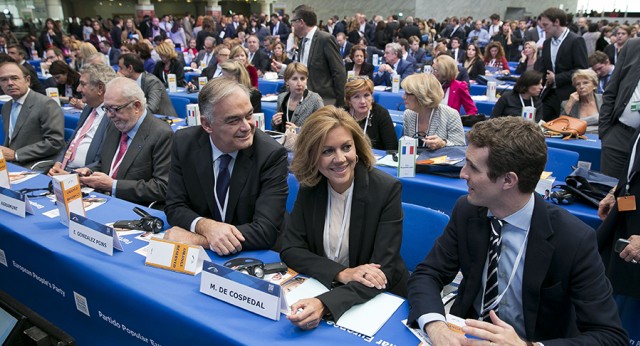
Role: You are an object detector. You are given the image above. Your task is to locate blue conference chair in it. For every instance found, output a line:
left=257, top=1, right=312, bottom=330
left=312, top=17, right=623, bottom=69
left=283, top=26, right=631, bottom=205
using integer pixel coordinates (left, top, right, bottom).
left=64, top=128, right=75, bottom=141
left=546, top=147, right=579, bottom=182
left=401, top=203, right=449, bottom=272
left=169, top=96, right=191, bottom=119
left=394, top=123, right=403, bottom=140
left=286, top=174, right=299, bottom=213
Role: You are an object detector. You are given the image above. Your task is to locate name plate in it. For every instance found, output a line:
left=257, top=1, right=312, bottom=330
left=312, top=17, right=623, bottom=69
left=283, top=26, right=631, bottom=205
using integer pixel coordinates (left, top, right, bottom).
left=145, top=238, right=211, bottom=275
left=0, top=152, right=9, bottom=188
left=186, top=104, right=201, bottom=126
left=69, top=212, right=123, bottom=256
left=0, top=187, right=33, bottom=217
left=52, top=174, right=85, bottom=226
left=168, top=74, right=177, bottom=92
left=200, top=261, right=285, bottom=320
left=398, top=136, right=417, bottom=178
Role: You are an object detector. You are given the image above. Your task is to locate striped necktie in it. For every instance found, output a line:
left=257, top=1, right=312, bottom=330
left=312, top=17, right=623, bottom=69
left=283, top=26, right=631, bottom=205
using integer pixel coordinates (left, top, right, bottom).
left=482, top=217, right=503, bottom=321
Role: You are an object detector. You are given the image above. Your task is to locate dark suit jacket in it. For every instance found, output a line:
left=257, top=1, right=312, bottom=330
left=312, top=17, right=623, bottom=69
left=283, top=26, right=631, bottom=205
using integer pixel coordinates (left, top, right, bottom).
left=192, top=50, right=217, bottom=69
left=164, top=127, right=288, bottom=250
left=598, top=38, right=640, bottom=137
left=304, top=29, right=347, bottom=107
left=410, top=48, right=429, bottom=68
left=140, top=72, right=177, bottom=117
left=400, top=24, right=421, bottom=40
left=152, top=58, right=186, bottom=87
left=96, top=113, right=172, bottom=205
left=597, top=129, right=640, bottom=298
left=603, top=44, right=619, bottom=65
left=523, top=27, right=540, bottom=43
left=537, top=30, right=588, bottom=102
left=339, top=41, right=353, bottom=59
left=271, top=22, right=290, bottom=42
left=280, top=163, right=408, bottom=321
left=373, top=58, right=415, bottom=86
left=55, top=105, right=110, bottom=169
left=408, top=195, right=628, bottom=344
left=344, top=61, right=374, bottom=79
left=107, top=47, right=121, bottom=66
left=249, top=49, right=270, bottom=74
left=2, top=90, right=65, bottom=169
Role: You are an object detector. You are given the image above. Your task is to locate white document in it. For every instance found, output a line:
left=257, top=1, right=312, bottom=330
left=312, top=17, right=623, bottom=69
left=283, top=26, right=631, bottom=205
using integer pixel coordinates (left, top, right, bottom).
left=376, top=154, right=399, bottom=168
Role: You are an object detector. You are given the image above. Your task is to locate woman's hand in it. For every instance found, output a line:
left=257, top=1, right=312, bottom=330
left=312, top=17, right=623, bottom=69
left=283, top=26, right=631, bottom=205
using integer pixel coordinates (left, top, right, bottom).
left=69, top=98, right=84, bottom=110
left=336, top=263, right=387, bottom=289
left=272, top=112, right=283, bottom=125
left=520, top=51, right=527, bottom=63
left=424, top=135, right=446, bottom=150
left=285, top=122, right=298, bottom=132
left=287, top=298, right=326, bottom=330
left=270, top=60, right=283, bottom=73
left=564, top=92, right=579, bottom=113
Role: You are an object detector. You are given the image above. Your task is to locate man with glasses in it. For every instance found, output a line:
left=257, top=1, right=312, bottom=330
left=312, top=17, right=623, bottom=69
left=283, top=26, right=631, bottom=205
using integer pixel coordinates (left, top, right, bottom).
left=190, top=36, right=217, bottom=70
left=0, top=62, right=64, bottom=170
left=373, top=42, right=415, bottom=87
left=74, top=77, right=172, bottom=207
left=202, top=45, right=230, bottom=79
left=162, top=78, right=288, bottom=256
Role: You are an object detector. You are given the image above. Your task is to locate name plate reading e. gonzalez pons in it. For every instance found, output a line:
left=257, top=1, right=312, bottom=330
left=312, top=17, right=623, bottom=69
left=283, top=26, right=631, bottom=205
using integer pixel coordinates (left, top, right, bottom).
left=69, top=212, right=123, bottom=256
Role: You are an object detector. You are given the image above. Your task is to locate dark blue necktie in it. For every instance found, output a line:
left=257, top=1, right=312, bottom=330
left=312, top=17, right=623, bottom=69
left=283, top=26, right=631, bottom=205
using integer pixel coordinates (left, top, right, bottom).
left=216, top=154, right=232, bottom=219
left=482, top=217, right=503, bottom=321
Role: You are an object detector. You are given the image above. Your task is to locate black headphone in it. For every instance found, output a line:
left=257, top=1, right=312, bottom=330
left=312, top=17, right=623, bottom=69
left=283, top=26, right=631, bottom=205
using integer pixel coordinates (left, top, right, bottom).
left=223, top=258, right=265, bottom=278
left=113, top=207, right=164, bottom=233
left=550, top=189, right=575, bottom=205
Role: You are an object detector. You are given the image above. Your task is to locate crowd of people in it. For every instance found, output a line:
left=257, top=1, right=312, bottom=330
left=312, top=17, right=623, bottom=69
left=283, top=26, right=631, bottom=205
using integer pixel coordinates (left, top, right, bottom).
left=0, top=4, right=639, bottom=345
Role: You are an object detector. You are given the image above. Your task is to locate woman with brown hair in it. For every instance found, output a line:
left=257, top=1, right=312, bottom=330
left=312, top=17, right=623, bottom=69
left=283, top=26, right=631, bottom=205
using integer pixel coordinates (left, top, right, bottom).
left=344, top=45, right=374, bottom=79
left=483, top=41, right=510, bottom=74
left=220, top=60, right=262, bottom=112
left=462, top=42, right=485, bottom=81
left=49, top=61, right=82, bottom=104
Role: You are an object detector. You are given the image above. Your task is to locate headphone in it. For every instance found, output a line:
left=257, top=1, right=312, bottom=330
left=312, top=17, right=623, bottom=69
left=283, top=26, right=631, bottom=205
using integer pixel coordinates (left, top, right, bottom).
left=113, top=207, right=164, bottom=233
left=223, top=258, right=265, bottom=278
left=550, top=189, right=575, bottom=205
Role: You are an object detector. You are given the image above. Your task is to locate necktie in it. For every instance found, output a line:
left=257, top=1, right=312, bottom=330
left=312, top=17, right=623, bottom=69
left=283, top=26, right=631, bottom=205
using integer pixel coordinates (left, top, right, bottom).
left=298, top=38, right=309, bottom=63
left=215, top=154, right=232, bottom=221
left=8, top=101, right=20, bottom=142
left=249, top=52, right=254, bottom=63
left=340, top=45, right=344, bottom=56
left=204, top=53, right=210, bottom=65
left=61, top=109, right=98, bottom=169
left=110, top=132, right=129, bottom=178
left=482, top=217, right=503, bottom=321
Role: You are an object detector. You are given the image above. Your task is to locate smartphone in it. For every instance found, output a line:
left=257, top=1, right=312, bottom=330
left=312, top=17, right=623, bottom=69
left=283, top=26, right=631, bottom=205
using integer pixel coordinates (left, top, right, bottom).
left=614, top=238, right=630, bottom=253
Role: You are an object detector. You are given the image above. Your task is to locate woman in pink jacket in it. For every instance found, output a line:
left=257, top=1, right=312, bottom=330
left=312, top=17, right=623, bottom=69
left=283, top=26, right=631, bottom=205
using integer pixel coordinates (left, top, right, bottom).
left=432, top=55, right=478, bottom=115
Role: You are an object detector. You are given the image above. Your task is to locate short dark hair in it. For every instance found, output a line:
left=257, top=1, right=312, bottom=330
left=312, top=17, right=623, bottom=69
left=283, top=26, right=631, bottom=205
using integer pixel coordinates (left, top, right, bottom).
left=100, top=40, right=111, bottom=47
left=46, top=46, right=64, bottom=57
left=450, top=36, right=461, bottom=44
left=513, top=70, right=543, bottom=94
left=7, top=44, right=25, bottom=57
left=119, top=53, right=144, bottom=73
left=490, top=13, right=500, bottom=21
left=541, top=7, right=567, bottom=26
left=293, top=5, right=317, bottom=27
left=588, top=51, right=609, bottom=66
left=467, top=117, right=547, bottom=193
left=136, top=42, right=151, bottom=59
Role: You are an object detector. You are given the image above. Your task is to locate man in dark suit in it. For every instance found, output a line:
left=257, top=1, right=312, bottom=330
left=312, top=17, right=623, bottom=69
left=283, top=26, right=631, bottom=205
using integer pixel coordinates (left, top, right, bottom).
left=6, top=44, right=44, bottom=94
left=524, top=22, right=546, bottom=56
left=190, top=37, right=217, bottom=70
left=336, top=32, right=353, bottom=60
left=270, top=13, right=290, bottom=42
left=357, top=13, right=376, bottom=46
left=603, top=25, right=630, bottom=65
left=98, top=40, right=121, bottom=66
left=449, top=37, right=465, bottom=63
left=201, top=45, right=230, bottom=80
left=163, top=78, right=288, bottom=255
left=49, top=64, right=117, bottom=175
left=147, top=17, right=167, bottom=41
left=408, top=117, right=628, bottom=345
left=110, top=16, right=123, bottom=49
left=443, top=17, right=467, bottom=49
left=373, top=42, right=414, bottom=86
left=408, top=36, right=428, bottom=70
left=0, top=61, right=64, bottom=170
left=76, top=77, right=172, bottom=206
left=291, top=5, right=346, bottom=107
left=331, top=15, right=346, bottom=37
left=118, top=53, right=177, bottom=117
left=536, top=8, right=588, bottom=120
left=598, top=38, right=640, bottom=181
left=246, top=34, right=270, bottom=75
left=399, top=16, right=421, bottom=40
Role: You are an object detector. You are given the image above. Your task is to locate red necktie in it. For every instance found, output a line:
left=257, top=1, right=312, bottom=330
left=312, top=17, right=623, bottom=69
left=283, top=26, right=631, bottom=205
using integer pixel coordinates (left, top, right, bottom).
left=61, top=109, right=98, bottom=169
left=110, top=132, right=129, bottom=178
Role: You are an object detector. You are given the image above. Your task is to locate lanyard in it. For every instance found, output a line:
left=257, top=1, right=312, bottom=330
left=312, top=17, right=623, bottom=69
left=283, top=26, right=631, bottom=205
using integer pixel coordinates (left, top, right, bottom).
left=627, top=133, right=640, bottom=192
left=353, top=109, right=371, bottom=133
left=518, top=94, right=534, bottom=108
left=323, top=182, right=354, bottom=262
left=480, top=226, right=530, bottom=316
left=415, top=108, right=436, bottom=139
left=286, top=93, right=304, bottom=123
left=213, top=160, right=231, bottom=223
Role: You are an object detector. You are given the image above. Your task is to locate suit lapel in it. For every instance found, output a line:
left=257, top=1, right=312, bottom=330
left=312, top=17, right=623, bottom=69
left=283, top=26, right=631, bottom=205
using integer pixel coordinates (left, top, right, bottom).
left=312, top=178, right=329, bottom=256
left=100, top=122, right=119, bottom=172
left=116, top=115, right=152, bottom=178
left=521, top=196, right=555, bottom=337
left=464, top=209, right=491, bottom=310
left=308, top=30, right=320, bottom=63
left=11, top=92, right=35, bottom=142
left=225, top=142, right=254, bottom=222
left=194, top=131, right=217, bottom=219
left=348, top=164, right=368, bottom=266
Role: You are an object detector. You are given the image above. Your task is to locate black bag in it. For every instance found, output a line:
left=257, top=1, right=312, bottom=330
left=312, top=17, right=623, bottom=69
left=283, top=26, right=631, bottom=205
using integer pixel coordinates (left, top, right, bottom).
left=460, top=114, right=487, bottom=127
left=560, top=167, right=618, bottom=207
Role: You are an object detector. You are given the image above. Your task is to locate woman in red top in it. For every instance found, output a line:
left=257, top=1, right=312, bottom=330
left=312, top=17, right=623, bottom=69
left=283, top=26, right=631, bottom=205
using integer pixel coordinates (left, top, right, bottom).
left=88, top=20, right=112, bottom=50
left=483, top=41, right=510, bottom=75
left=229, top=45, right=259, bottom=88
left=432, top=55, right=478, bottom=115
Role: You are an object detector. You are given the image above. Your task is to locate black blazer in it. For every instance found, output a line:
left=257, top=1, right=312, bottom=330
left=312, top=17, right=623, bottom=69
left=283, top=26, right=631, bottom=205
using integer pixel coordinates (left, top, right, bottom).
left=464, top=58, right=485, bottom=80
left=249, top=49, right=270, bottom=74
left=350, top=102, right=397, bottom=150
left=152, top=58, right=186, bottom=87
left=164, top=127, right=288, bottom=250
left=537, top=30, right=588, bottom=102
left=491, top=90, right=543, bottom=122
left=280, top=163, right=408, bottom=321
left=344, top=61, right=374, bottom=79
left=408, top=195, right=627, bottom=344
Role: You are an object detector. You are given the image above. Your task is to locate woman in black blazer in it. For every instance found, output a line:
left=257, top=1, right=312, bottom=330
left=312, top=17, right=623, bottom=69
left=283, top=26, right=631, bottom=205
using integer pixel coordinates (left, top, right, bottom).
left=281, top=107, right=408, bottom=330
left=344, top=44, right=374, bottom=79
left=152, top=42, right=186, bottom=87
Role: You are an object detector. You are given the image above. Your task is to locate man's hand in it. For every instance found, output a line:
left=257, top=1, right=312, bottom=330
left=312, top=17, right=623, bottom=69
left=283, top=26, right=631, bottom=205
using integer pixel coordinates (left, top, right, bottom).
left=545, top=70, right=555, bottom=86
left=163, top=226, right=208, bottom=246
left=598, top=193, right=616, bottom=220
left=287, top=298, right=326, bottom=330
left=464, top=310, right=527, bottom=346
left=620, top=235, right=640, bottom=263
left=195, top=218, right=246, bottom=256
left=425, top=321, right=466, bottom=346
left=79, top=171, right=114, bottom=190
left=48, top=162, right=68, bottom=176
left=0, top=146, right=15, bottom=161
left=335, top=263, right=387, bottom=289
left=378, top=64, right=393, bottom=74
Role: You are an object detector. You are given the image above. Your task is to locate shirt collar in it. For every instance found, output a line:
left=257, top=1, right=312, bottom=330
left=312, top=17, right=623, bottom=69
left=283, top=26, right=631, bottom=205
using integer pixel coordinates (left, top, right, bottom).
left=551, top=27, right=569, bottom=45
left=135, top=73, right=142, bottom=87
left=126, top=110, right=147, bottom=138
left=305, top=26, right=318, bottom=41
left=208, top=136, right=239, bottom=161
left=14, top=88, right=30, bottom=104
left=489, top=193, right=535, bottom=232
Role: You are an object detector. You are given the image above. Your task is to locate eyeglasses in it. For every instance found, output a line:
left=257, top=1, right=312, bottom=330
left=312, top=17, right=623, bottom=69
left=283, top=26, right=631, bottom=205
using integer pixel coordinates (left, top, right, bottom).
left=291, top=18, right=301, bottom=23
left=102, top=100, right=135, bottom=114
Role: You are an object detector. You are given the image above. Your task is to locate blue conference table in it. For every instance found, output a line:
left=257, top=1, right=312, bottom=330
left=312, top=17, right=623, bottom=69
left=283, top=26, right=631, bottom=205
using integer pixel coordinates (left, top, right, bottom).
left=0, top=163, right=417, bottom=345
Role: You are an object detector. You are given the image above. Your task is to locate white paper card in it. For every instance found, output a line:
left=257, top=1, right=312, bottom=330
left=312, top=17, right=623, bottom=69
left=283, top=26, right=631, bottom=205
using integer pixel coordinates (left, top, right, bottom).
left=198, top=76, right=208, bottom=89
left=46, top=87, right=61, bottom=106
left=254, top=113, right=265, bottom=131
left=391, top=74, right=400, bottom=93
left=168, top=74, right=177, bottom=92
left=69, top=212, right=123, bottom=256
left=145, top=238, right=211, bottom=275
left=186, top=104, right=201, bottom=126
left=335, top=293, right=404, bottom=337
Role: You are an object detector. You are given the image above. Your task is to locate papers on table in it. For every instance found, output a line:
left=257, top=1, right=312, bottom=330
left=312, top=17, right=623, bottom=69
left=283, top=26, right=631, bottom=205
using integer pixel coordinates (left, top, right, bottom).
left=261, top=95, right=278, bottom=102
left=377, top=154, right=399, bottom=168
left=8, top=171, right=38, bottom=185
left=471, top=95, right=488, bottom=102
left=43, top=196, right=107, bottom=218
left=373, top=85, right=392, bottom=91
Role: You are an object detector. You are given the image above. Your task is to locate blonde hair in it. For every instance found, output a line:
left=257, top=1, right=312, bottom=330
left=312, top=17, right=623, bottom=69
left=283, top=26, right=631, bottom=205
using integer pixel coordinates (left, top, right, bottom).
left=433, top=55, right=457, bottom=81
left=78, top=42, right=97, bottom=60
left=229, top=45, right=248, bottom=64
left=155, top=42, right=177, bottom=60
left=524, top=41, right=538, bottom=63
left=572, top=69, right=598, bottom=88
left=401, top=73, right=443, bottom=109
left=291, top=106, right=375, bottom=187
left=220, top=60, right=252, bottom=89
left=344, top=78, right=374, bottom=109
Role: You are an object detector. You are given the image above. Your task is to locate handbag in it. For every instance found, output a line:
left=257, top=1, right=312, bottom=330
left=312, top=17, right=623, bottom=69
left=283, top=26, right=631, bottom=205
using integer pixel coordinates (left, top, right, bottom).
left=460, top=114, right=486, bottom=128
left=558, top=167, right=619, bottom=207
left=541, top=116, right=587, bottom=140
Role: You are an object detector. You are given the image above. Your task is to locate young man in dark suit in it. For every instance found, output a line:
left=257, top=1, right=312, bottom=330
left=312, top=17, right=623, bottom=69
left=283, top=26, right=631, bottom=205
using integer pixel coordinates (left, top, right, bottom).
left=408, top=117, right=628, bottom=345
left=163, top=78, right=288, bottom=255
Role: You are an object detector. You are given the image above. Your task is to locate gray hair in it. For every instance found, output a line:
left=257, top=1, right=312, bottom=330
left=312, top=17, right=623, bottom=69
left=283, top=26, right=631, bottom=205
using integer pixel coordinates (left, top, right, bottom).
left=385, top=42, right=402, bottom=58
left=204, top=36, right=215, bottom=45
left=105, top=77, right=147, bottom=110
left=85, top=52, right=109, bottom=66
left=198, top=78, right=250, bottom=122
left=80, top=63, right=117, bottom=88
